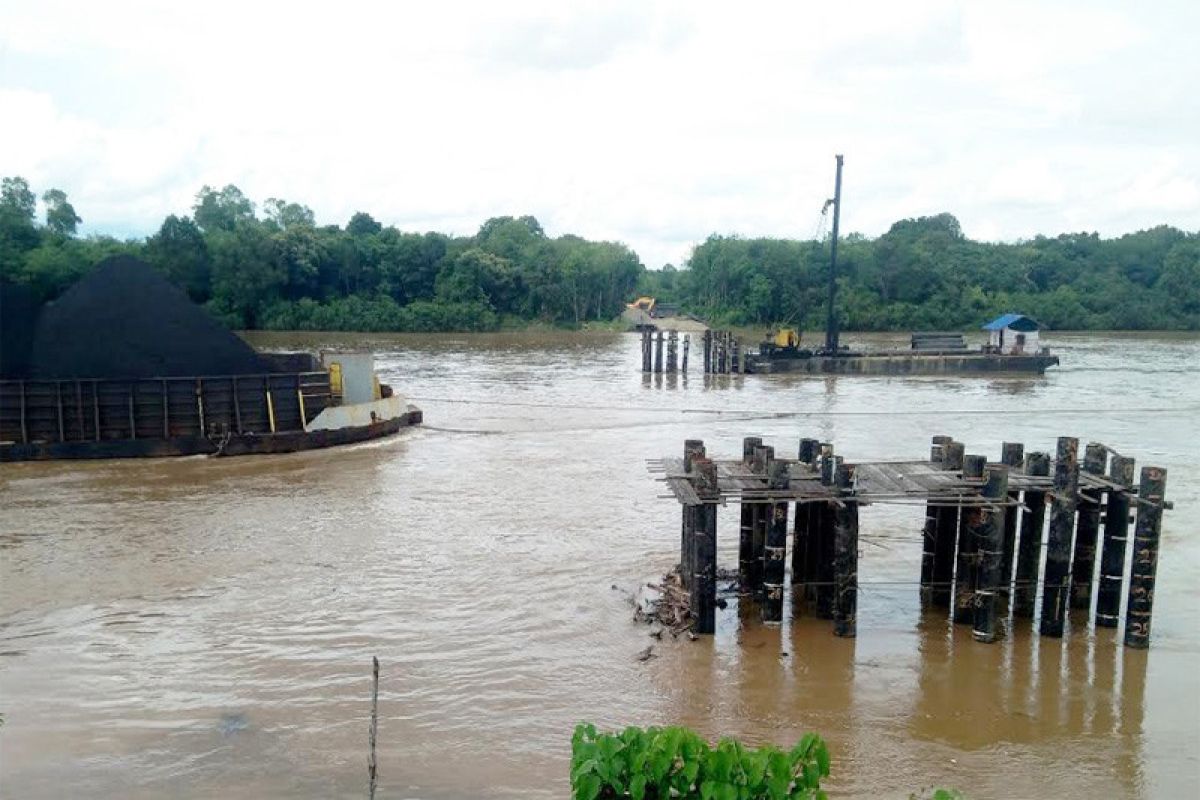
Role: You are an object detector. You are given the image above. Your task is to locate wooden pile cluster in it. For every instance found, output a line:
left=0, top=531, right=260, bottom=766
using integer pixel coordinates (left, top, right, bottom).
left=650, top=434, right=1170, bottom=648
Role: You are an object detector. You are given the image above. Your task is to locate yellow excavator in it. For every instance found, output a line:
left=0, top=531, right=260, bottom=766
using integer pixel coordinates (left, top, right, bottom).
left=768, top=328, right=800, bottom=348
left=755, top=326, right=812, bottom=361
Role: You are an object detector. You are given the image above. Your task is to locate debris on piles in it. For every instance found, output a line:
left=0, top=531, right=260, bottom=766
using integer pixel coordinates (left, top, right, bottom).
left=631, top=571, right=694, bottom=635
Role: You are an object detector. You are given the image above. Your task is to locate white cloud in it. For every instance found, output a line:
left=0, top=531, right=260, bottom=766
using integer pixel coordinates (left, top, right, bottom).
left=1, top=0, right=1196, bottom=266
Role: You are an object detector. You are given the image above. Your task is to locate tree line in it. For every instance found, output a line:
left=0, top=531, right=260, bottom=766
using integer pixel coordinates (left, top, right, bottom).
left=0, top=178, right=643, bottom=332
left=2, top=177, right=1197, bottom=332
left=646, top=213, right=1199, bottom=330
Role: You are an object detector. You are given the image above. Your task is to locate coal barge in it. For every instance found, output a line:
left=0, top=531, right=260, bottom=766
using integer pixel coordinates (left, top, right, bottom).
left=0, top=256, right=421, bottom=462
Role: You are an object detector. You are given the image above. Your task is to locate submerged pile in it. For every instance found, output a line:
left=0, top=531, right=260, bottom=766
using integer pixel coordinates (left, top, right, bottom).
left=25, top=255, right=267, bottom=379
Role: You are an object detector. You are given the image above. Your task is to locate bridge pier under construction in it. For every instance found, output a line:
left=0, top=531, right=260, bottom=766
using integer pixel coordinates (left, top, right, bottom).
left=647, top=434, right=1170, bottom=648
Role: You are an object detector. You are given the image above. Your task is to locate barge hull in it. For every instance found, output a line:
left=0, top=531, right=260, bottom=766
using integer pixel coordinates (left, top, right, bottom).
left=0, top=406, right=421, bottom=462
left=745, top=353, right=1059, bottom=375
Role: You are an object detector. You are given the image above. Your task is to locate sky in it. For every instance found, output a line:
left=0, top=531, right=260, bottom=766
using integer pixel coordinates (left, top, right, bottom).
left=2, top=0, right=1197, bottom=268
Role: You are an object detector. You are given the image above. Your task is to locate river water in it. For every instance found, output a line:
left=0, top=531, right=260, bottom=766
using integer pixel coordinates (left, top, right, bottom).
left=1, top=331, right=1197, bottom=798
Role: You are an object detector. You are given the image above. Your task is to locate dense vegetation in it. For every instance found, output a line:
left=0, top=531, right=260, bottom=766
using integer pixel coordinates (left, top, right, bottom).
left=2, top=177, right=1197, bottom=331
left=571, top=723, right=830, bottom=800
left=0, top=178, right=642, bottom=332
left=645, top=214, right=1199, bottom=330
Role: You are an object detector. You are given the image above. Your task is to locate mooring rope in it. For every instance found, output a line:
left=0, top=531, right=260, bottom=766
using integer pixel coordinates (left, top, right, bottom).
left=408, top=395, right=1197, bottom=418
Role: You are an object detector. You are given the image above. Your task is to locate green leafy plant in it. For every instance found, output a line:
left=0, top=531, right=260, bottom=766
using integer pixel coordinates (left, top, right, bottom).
left=571, top=723, right=830, bottom=800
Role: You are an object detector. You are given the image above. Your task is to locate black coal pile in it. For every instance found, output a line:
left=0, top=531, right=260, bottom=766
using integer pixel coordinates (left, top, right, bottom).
left=28, top=255, right=268, bottom=379
left=0, top=279, right=42, bottom=378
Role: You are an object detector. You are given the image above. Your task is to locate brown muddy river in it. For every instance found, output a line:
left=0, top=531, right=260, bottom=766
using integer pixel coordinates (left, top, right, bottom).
left=2, top=331, right=1198, bottom=798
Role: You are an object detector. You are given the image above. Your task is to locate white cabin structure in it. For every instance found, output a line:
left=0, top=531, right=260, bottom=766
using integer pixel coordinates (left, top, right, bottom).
left=982, top=314, right=1041, bottom=355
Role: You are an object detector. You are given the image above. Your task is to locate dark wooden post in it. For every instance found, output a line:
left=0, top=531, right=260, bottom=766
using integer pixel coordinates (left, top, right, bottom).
left=127, top=389, right=137, bottom=439
left=1096, top=455, right=1135, bottom=628
left=833, top=461, right=859, bottom=637
left=666, top=330, right=678, bottom=373
left=681, top=440, right=706, bottom=590
left=973, top=464, right=1010, bottom=643
left=75, top=381, right=84, bottom=440
left=999, top=442, right=1025, bottom=594
left=641, top=330, right=651, bottom=372
left=815, top=448, right=839, bottom=619
left=921, top=435, right=952, bottom=607
left=55, top=381, right=65, bottom=441
left=762, top=458, right=790, bottom=622
left=950, top=455, right=988, bottom=623
left=654, top=331, right=664, bottom=374
left=1040, top=436, right=1080, bottom=638
left=738, top=436, right=763, bottom=593
left=91, top=381, right=101, bottom=441
left=18, top=381, right=29, bottom=443
left=953, top=454, right=987, bottom=625
left=1070, top=443, right=1108, bottom=610
left=682, top=334, right=690, bottom=373
left=160, top=379, right=169, bottom=438
left=1013, top=452, right=1050, bottom=619
left=1124, top=466, right=1167, bottom=649
left=702, top=330, right=711, bottom=373
left=749, top=444, right=775, bottom=594
left=731, top=336, right=740, bottom=374
left=932, top=441, right=964, bottom=608
left=793, top=437, right=821, bottom=594
left=691, top=456, right=720, bottom=635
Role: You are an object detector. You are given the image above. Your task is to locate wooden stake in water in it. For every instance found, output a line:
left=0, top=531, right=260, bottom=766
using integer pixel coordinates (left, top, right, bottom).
left=762, top=457, right=790, bottom=623
left=692, top=456, right=720, bottom=634
left=973, top=464, right=1010, bottom=643
left=815, top=448, right=839, bottom=620
left=1070, top=443, right=1108, bottom=610
left=920, top=436, right=951, bottom=607
left=749, top=445, right=775, bottom=594
left=999, top=442, right=1025, bottom=595
left=368, top=656, right=379, bottom=800
left=1040, top=436, right=1080, bottom=638
left=738, top=437, right=763, bottom=593
left=932, top=441, right=964, bottom=608
left=1096, top=455, right=1135, bottom=627
left=952, top=454, right=987, bottom=625
left=1013, top=452, right=1050, bottom=619
left=792, top=438, right=821, bottom=595
left=1124, top=466, right=1167, bottom=649
left=833, top=461, right=859, bottom=638
left=681, top=440, right=706, bottom=590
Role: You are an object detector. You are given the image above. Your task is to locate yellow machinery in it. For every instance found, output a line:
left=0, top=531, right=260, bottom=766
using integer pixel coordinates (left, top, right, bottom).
left=770, top=328, right=800, bottom=348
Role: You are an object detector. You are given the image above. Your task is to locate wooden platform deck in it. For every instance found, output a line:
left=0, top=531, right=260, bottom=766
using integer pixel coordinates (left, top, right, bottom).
left=649, top=457, right=1124, bottom=507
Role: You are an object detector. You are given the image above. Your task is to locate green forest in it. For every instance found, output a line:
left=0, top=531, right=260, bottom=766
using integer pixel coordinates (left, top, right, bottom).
left=2, top=176, right=1198, bottom=332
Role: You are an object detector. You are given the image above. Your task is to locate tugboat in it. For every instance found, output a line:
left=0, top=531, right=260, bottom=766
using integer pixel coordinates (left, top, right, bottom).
left=743, top=156, right=1060, bottom=376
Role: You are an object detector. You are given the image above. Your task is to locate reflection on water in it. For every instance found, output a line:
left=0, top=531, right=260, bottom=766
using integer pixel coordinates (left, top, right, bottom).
left=1, top=330, right=1197, bottom=798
